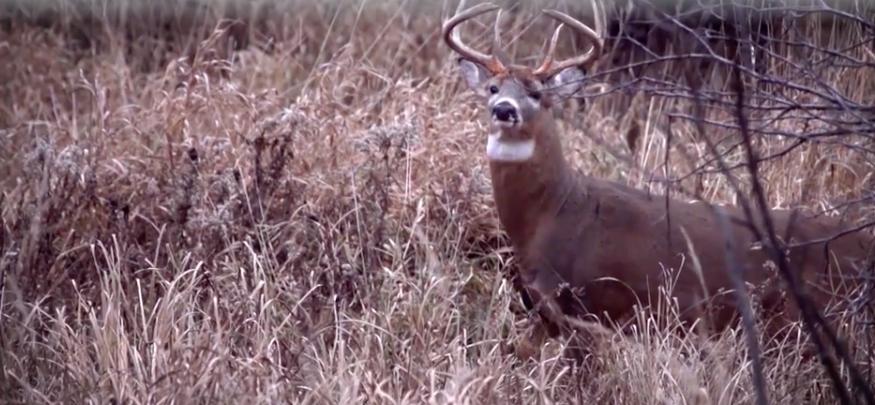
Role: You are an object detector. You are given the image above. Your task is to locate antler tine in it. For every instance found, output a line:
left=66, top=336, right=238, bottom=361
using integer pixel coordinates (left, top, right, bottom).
left=443, top=2, right=506, bottom=74
left=538, top=23, right=565, bottom=74
left=533, top=1, right=604, bottom=78
left=493, top=9, right=503, bottom=52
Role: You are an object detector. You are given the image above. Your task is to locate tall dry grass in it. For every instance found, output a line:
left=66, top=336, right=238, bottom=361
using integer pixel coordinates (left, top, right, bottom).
left=1, top=0, right=873, bottom=403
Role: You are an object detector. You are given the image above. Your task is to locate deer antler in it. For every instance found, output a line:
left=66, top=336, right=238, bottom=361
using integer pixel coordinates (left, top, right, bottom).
left=532, top=1, right=604, bottom=78
left=442, top=2, right=507, bottom=75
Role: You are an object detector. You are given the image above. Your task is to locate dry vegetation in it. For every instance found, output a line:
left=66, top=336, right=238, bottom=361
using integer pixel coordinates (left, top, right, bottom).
left=1, top=0, right=873, bottom=403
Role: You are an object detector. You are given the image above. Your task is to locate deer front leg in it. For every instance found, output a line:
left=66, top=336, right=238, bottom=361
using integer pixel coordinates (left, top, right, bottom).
left=512, top=284, right=565, bottom=361
left=513, top=265, right=612, bottom=362
left=512, top=262, right=586, bottom=360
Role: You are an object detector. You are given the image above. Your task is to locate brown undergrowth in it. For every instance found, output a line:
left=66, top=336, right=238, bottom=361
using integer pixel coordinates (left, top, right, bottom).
left=1, top=1, right=873, bottom=403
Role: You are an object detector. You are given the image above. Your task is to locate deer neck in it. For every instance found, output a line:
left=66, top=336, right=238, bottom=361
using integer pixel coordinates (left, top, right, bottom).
left=488, top=118, right=574, bottom=249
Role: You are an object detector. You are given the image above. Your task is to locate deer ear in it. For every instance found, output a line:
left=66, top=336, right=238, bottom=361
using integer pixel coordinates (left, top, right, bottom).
left=457, top=59, right=492, bottom=92
left=546, top=66, right=585, bottom=99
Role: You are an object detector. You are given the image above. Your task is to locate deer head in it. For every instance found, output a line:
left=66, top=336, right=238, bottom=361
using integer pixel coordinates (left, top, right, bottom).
left=443, top=1, right=604, bottom=162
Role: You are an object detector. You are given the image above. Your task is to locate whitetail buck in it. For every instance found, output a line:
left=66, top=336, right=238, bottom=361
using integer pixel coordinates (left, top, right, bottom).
left=443, top=2, right=874, bottom=356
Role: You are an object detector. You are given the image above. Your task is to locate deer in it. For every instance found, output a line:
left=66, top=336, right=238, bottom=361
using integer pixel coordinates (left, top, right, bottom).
left=443, top=1, right=874, bottom=358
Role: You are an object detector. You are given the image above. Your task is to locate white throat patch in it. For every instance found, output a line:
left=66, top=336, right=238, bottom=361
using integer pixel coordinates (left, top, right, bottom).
left=486, top=133, right=535, bottom=162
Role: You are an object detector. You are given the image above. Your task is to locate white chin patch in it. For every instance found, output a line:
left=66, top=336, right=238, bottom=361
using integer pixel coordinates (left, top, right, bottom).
left=486, top=133, right=535, bottom=162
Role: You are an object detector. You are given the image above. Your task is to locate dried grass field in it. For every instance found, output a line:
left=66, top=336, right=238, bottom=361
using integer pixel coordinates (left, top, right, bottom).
left=1, top=0, right=874, bottom=403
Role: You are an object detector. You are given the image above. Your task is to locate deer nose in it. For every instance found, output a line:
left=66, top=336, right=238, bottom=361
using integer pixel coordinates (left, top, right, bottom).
left=492, top=102, right=518, bottom=122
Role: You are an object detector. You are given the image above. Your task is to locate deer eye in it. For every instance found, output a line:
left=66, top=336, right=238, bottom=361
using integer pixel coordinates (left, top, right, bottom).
left=529, top=91, right=542, bottom=100
left=488, top=85, right=499, bottom=94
